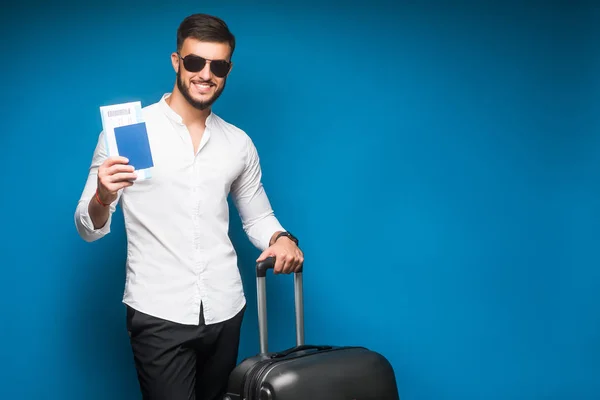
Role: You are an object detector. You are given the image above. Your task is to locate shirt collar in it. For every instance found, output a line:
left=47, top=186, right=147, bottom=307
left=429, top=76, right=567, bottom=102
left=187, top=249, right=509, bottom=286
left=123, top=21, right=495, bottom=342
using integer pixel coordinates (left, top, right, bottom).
left=159, top=92, right=215, bottom=127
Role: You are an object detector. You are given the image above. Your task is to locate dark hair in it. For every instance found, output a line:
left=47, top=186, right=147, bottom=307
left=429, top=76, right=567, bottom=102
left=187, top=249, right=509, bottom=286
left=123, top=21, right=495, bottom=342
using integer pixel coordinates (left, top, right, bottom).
left=177, top=13, right=236, bottom=59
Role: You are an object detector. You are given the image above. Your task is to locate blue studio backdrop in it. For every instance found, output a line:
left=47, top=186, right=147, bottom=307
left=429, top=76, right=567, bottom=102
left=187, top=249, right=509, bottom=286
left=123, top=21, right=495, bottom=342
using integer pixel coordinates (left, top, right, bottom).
left=1, top=1, right=599, bottom=399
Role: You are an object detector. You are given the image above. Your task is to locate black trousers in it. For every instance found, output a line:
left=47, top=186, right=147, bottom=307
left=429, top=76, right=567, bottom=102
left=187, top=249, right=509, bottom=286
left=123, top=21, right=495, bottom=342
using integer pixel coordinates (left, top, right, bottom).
left=126, top=303, right=246, bottom=400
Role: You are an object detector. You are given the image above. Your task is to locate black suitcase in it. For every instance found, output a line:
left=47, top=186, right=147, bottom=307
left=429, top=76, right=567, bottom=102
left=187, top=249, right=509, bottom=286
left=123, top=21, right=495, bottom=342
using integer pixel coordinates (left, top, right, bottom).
left=224, top=257, right=401, bottom=400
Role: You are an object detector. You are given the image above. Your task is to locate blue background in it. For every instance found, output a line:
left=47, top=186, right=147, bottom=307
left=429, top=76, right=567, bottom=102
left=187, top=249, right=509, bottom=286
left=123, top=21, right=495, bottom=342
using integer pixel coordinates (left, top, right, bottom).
left=1, top=1, right=599, bottom=399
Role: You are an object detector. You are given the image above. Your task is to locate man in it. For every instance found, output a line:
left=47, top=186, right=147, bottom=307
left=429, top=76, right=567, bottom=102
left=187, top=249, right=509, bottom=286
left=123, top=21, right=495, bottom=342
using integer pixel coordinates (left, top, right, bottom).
left=74, top=13, right=303, bottom=400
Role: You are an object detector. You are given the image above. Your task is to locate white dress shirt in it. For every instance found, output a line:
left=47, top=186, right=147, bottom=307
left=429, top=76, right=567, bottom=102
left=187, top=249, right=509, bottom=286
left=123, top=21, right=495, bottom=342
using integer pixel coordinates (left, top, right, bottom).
left=74, top=93, right=285, bottom=325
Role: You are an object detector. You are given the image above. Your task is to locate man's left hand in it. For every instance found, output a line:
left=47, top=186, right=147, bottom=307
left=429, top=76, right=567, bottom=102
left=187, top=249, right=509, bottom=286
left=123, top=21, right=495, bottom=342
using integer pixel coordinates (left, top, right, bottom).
left=256, top=236, right=304, bottom=274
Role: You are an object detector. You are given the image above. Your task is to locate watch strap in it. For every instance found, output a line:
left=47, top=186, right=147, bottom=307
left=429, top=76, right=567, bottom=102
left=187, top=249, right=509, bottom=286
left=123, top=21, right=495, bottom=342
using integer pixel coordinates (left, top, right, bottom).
left=274, top=231, right=298, bottom=246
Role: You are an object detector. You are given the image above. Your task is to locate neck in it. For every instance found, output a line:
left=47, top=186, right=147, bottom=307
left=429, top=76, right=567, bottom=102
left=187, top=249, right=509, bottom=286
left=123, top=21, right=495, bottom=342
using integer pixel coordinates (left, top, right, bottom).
left=166, top=86, right=211, bottom=126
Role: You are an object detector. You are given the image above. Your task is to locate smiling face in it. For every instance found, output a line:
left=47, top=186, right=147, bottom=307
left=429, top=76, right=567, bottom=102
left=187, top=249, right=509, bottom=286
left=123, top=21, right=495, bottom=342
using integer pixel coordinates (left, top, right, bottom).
left=172, top=38, right=233, bottom=111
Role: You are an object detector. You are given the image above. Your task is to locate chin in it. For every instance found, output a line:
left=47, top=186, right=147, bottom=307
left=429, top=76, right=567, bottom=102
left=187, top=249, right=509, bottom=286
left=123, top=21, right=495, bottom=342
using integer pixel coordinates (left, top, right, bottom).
left=192, top=91, right=215, bottom=101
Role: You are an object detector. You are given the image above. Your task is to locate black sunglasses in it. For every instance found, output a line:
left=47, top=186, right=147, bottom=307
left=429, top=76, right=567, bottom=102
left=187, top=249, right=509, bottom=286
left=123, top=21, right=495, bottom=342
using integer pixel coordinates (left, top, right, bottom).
left=177, top=53, right=232, bottom=78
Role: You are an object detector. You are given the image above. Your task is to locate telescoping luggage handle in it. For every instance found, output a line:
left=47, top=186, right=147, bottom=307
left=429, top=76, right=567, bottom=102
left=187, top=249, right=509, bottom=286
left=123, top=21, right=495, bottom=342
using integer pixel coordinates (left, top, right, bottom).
left=256, top=257, right=304, bottom=354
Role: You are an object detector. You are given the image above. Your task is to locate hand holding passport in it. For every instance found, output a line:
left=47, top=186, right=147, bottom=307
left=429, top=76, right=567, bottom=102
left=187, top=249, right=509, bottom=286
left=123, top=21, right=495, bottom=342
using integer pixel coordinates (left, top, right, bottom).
left=95, top=155, right=137, bottom=206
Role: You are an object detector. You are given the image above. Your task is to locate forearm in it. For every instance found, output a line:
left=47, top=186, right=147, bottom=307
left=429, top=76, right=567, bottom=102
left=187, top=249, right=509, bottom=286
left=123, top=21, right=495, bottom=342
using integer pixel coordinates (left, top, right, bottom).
left=74, top=189, right=115, bottom=242
left=74, top=130, right=126, bottom=242
left=88, top=192, right=111, bottom=230
left=232, top=135, right=289, bottom=250
left=240, top=211, right=285, bottom=251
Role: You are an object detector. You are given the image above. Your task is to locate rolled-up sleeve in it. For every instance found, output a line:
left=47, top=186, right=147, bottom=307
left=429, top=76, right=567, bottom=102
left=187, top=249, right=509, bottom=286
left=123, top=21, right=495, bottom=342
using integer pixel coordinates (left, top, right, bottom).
left=230, top=136, right=284, bottom=251
left=74, top=130, right=121, bottom=242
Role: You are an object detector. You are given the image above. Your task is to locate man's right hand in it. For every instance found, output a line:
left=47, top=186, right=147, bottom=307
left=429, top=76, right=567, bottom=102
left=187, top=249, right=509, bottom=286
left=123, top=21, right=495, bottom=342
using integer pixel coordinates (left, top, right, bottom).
left=96, top=156, right=137, bottom=205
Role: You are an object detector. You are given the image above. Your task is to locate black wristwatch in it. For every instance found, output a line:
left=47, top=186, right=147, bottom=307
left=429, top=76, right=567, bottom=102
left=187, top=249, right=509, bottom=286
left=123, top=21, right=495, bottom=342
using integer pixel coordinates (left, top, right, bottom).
left=274, top=231, right=299, bottom=246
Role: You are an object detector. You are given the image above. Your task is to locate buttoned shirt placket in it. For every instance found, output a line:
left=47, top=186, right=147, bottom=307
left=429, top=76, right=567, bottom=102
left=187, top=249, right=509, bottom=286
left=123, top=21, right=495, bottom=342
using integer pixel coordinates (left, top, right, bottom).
left=176, top=117, right=212, bottom=323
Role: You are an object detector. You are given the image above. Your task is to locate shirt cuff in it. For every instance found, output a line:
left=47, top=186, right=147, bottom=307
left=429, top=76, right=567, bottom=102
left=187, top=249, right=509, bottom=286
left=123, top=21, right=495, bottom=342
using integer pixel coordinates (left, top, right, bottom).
left=74, top=198, right=112, bottom=242
left=263, top=223, right=285, bottom=250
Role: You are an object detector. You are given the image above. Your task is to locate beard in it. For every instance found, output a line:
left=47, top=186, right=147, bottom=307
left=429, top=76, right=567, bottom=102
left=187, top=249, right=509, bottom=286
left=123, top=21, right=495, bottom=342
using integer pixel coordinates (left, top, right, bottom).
left=177, top=69, right=226, bottom=110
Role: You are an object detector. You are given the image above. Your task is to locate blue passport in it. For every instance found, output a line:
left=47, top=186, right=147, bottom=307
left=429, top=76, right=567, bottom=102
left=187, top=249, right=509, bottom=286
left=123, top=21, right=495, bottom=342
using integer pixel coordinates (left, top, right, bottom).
left=114, top=122, right=154, bottom=170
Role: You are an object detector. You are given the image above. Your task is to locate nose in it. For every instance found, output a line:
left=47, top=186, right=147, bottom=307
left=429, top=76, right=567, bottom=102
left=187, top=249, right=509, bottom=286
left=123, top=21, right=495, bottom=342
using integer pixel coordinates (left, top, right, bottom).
left=199, top=61, right=212, bottom=80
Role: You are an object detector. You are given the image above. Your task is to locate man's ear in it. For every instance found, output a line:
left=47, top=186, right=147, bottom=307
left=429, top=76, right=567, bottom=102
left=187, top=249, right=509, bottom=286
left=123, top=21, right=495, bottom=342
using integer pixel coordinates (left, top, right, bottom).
left=171, top=52, right=179, bottom=73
